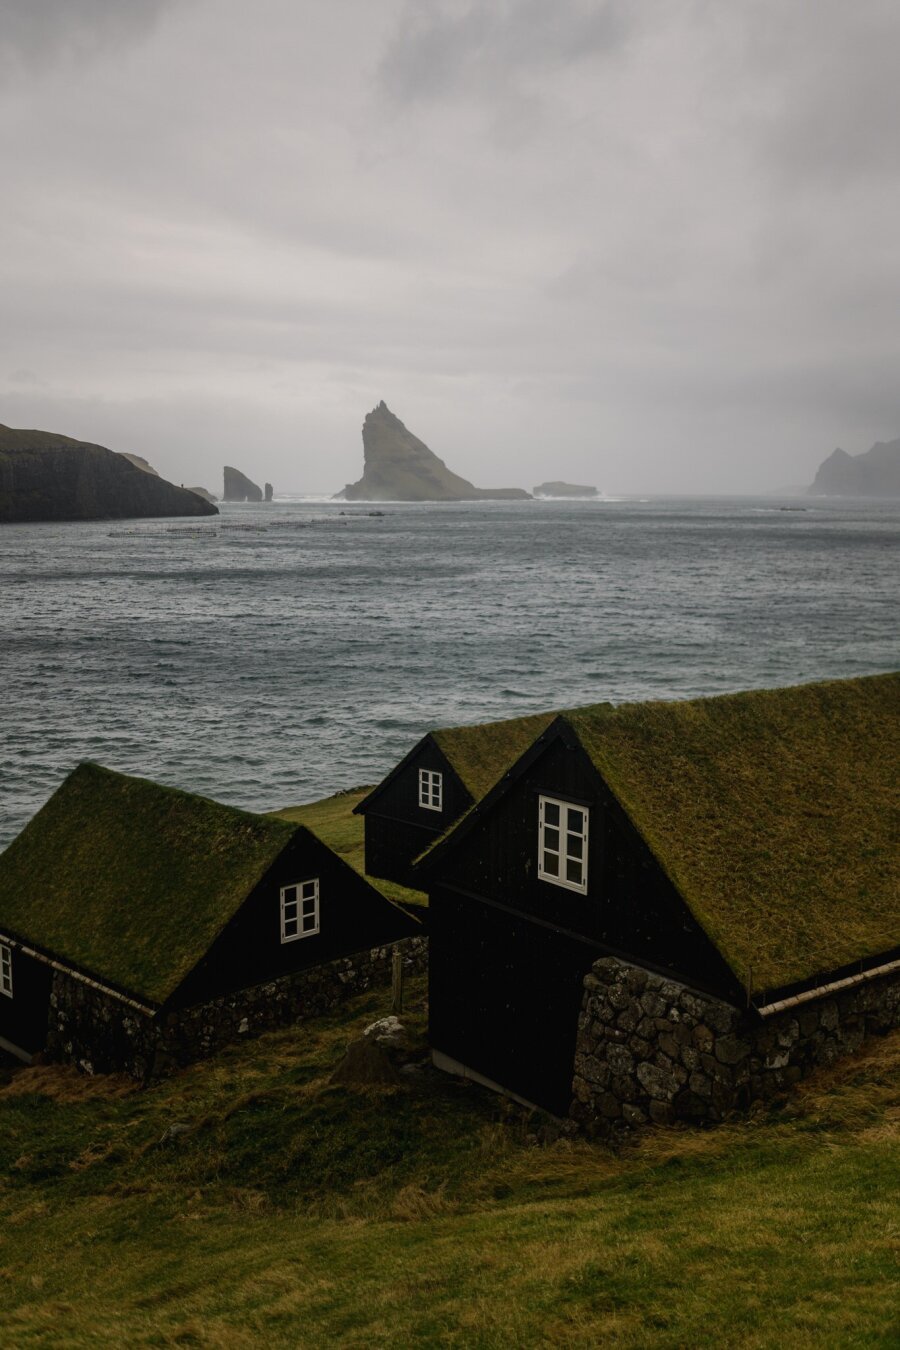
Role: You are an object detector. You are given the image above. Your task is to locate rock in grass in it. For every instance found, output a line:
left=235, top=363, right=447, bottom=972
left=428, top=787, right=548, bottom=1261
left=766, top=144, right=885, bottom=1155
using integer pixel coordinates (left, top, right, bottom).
left=329, top=1036, right=399, bottom=1087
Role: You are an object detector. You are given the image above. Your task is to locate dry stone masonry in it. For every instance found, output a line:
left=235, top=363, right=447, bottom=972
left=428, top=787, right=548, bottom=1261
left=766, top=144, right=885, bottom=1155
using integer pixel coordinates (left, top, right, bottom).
left=571, top=955, right=900, bottom=1130
left=47, top=937, right=427, bottom=1080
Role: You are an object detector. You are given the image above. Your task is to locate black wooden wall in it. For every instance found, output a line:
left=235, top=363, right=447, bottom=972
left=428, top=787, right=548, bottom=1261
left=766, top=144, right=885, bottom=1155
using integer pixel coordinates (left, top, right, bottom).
left=426, top=729, right=745, bottom=1114
left=167, top=826, right=420, bottom=1010
left=433, top=731, right=741, bottom=1000
left=362, top=736, right=473, bottom=886
left=0, top=945, right=54, bottom=1055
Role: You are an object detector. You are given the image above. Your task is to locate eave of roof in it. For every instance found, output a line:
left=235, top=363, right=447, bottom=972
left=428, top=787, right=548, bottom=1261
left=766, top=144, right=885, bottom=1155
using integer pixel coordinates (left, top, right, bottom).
left=0, top=763, right=300, bottom=1004
left=418, top=675, right=900, bottom=996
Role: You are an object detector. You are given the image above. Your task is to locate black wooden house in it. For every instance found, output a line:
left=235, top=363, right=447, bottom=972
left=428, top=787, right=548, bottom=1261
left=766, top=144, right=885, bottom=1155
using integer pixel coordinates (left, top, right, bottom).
left=421, top=674, right=900, bottom=1116
left=0, top=763, right=421, bottom=1076
left=354, top=711, right=554, bottom=886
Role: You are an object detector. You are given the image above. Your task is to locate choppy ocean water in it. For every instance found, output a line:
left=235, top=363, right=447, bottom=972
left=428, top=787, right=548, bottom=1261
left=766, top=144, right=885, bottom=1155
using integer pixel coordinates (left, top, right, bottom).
left=1, top=495, right=898, bottom=847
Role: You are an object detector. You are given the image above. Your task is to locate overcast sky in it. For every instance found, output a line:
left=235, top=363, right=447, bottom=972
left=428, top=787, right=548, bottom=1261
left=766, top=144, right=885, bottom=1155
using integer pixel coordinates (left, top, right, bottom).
left=2, top=0, right=899, bottom=494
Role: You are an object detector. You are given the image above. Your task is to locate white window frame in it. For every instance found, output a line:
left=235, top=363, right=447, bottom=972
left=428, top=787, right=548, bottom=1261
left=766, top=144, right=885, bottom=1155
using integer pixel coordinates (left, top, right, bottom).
left=538, top=796, right=589, bottom=895
left=280, top=879, right=320, bottom=943
left=419, top=768, right=443, bottom=812
left=0, top=942, right=12, bottom=998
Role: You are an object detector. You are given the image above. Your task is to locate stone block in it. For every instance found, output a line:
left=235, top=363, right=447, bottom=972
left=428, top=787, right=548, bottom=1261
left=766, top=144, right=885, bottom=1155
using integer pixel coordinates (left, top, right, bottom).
left=622, top=1103, right=647, bottom=1127
left=637, top=1060, right=685, bottom=1101
left=624, top=966, right=649, bottom=994
left=606, top=1043, right=635, bottom=1076
left=640, top=992, right=667, bottom=1019
left=715, top=1034, right=752, bottom=1065
left=597, top=1092, right=622, bottom=1119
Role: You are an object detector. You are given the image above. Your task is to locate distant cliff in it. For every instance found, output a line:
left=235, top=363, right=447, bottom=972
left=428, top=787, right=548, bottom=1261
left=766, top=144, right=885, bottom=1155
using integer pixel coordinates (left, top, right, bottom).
left=533, top=481, right=598, bottom=498
left=335, top=402, right=531, bottom=502
left=810, top=439, right=900, bottom=497
left=0, top=425, right=218, bottom=523
left=223, top=466, right=263, bottom=502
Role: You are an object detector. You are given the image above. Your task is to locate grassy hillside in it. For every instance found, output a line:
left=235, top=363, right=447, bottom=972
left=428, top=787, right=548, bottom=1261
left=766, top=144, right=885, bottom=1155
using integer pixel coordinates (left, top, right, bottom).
left=0, top=975, right=897, bottom=1346
left=273, top=788, right=427, bottom=910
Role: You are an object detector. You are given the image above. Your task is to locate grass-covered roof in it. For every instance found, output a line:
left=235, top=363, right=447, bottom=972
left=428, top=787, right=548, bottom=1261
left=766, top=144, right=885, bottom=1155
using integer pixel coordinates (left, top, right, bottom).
left=0, top=764, right=298, bottom=1005
left=271, top=789, right=427, bottom=911
left=432, top=711, right=556, bottom=801
left=564, top=673, right=899, bottom=996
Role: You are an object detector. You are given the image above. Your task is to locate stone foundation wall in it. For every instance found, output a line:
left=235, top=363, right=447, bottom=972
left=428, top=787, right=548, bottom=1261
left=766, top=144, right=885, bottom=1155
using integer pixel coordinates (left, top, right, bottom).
left=570, top=956, right=900, bottom=1130
left=46, top=936, right=428, bottom=1080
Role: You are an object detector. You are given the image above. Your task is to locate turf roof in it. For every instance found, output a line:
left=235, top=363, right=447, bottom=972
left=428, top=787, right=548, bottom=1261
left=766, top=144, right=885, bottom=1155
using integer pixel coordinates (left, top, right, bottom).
left=431, top=710, right=556, bottom=801
left=563, top=673, right=899, bottom=995
left=0, top=763, right=299, bottom=1005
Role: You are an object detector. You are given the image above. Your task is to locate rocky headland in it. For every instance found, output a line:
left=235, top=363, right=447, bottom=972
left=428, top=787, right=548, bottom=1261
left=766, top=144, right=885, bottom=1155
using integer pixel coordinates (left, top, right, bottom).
left=336, top=402, right=530, bottom=501
left=0, top=425, right=219, bottom=523
left=533, top=481, right=598, bottom=498
left=809, top=438, right=900, bottom=497
left=223, top=466, right=263, bottom=502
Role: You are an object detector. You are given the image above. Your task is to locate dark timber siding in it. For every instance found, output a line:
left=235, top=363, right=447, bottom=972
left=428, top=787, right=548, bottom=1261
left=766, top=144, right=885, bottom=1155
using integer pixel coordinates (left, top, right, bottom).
left=168, top=828, right=419, bottom=1009
left=0, top=946, right=53, bottom=1055
left=429, top=885, right=593, bottom=1115
left=362, top=737, right=473, bottom=886
left=435, top=733, right=742, bottom=1001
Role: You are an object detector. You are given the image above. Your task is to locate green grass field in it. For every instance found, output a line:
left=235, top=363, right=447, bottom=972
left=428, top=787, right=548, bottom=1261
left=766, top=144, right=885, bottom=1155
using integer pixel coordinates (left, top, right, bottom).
left=0, top=975, right=898, bottom=1347
left=272, top=788, right=427, bottom=910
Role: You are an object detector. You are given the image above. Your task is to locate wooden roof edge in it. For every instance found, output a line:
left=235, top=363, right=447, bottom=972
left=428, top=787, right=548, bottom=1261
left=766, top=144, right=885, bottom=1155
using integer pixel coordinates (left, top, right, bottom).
left=413, top=717, right=571, bottom=874
left=352, top=733, right=437, bottom=815
left=0, top=925, right=159, bottom=1016
left=751, top=944, right=900, bottom=1016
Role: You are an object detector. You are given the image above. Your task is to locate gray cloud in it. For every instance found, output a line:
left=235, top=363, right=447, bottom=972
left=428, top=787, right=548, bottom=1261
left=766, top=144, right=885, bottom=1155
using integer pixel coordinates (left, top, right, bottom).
left=0, top=0, right=173, bottom=74
left=1, top=0, right=899, bottom=495
left=379, top=0, right=629, bottom=103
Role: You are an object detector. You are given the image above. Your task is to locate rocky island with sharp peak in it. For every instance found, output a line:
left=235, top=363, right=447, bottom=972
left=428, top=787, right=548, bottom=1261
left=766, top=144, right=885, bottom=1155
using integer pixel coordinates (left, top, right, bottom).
left=809, top=438, right=900, bottom=497
left=223, top=466, right=263, bottom=502
left=335, top=402, right=531, bottom=502
left=0, top=424, right=218, bottom=523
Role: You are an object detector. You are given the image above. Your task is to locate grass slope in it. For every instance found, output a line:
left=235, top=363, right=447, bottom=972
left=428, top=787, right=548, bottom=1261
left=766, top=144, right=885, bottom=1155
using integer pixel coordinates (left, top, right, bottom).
left=273, top=789, right=427, bottom=909
left=0, top=977, right=898, bottom=1346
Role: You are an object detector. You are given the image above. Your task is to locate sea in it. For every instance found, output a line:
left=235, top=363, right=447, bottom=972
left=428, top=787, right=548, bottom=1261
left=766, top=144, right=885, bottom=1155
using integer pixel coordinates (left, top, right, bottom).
left=1, top=495, right=898, bottom=848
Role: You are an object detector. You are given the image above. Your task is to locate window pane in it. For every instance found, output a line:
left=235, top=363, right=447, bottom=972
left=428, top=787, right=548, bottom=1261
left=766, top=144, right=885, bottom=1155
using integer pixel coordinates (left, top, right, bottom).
left=566, top=807, right=585, bottom=834
left=544, top=826, right=560, bottom=852
left=283, top=916, right=299, bottom=936
left=283, top=886, right=298, bottom=905
left=566, top=858, right=583, bottom=884
left=542, top=852, right=559, bottom=876
left=543, top=801, right=559, bottom=826
left=567, top=833, right=583, bottom=858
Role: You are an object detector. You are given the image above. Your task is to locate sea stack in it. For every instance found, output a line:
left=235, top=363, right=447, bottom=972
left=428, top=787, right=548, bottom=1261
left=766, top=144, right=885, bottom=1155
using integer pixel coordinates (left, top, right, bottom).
left=265, top=482, right=273, bottom=502
left=335, top=402, right=531, bottom=502
left=0, top=425, right=218, bottom=523
left=223, top=466, right=263, bottom=502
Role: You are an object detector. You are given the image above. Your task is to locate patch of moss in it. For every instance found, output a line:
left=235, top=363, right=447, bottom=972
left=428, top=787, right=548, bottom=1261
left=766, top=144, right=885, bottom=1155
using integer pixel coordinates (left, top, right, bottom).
left=567, top=673, right=899, bottom=993
left=0, top=764, right=298, bottom=1004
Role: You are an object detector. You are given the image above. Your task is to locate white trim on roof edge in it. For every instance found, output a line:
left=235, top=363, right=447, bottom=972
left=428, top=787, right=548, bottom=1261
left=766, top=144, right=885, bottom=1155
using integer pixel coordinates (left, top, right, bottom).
left=0, top=931, right=157, bottom=1016
left=756, top=957, right=900, bottom=1017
